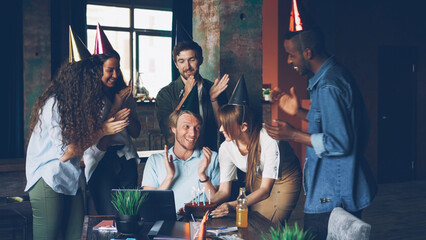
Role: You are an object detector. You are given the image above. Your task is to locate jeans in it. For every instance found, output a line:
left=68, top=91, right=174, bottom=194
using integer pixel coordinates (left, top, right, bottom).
left=29, top=178, right=83, bottom=240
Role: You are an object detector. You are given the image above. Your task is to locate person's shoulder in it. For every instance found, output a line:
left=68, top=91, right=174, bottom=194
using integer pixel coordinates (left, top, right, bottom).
left=44, top=96, right=56, bottom=107
left=157, top=81, right=174, bottom=95
left=146, top=152, right=165, bottom=164
left=202, top=77, right=213, bottom=87
left=41, top=96, right=58, bottom=114
left=219, top=140, right=236, bottom=154
left=321, top=58, right=354, bottom=85
left=158, top=79, right=183, bottom=98
left=260, top=128, right=279, bottom=145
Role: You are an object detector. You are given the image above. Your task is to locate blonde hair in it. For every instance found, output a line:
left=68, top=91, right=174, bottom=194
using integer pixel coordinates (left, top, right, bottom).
left=168, top=110, right=203, bottom=137
left=219, top=105, right=261, bottom=192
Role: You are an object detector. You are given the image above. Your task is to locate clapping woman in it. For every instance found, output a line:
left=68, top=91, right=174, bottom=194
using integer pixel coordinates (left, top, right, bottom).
left=84, top=23, right=141, bottom=214
left=25, top=55, right=128, bottom=239
left=206, top=78, right=302, bottom=224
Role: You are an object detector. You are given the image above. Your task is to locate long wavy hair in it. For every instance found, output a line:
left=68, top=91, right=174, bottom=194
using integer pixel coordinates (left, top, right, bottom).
left=97, top=50, right=126, bottom=96
left=29, top=56, right=105, bottom=153
left=219, top=105, right=262, bottom=192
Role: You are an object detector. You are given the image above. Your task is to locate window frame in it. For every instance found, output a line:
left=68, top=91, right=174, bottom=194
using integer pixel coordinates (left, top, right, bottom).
left=86, top=1, right=173, bottom=93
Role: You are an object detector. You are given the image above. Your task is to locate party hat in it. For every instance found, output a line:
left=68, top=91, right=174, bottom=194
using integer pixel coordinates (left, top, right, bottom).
left=179, top=85, right=199, bottom=114
left=175, top=20, right=193, bottom=45
left=228, top=75, right=248, bottom=106
left=289, top=0, right=308, bottom=32
left=69, top=26, right=91, bottom=63
left=93, top=23, right=115, bottom=55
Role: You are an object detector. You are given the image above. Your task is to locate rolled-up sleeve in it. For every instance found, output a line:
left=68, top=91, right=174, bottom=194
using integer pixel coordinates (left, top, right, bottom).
left=83, top=145, right=106, bottom=181
left=315, top=85, right=354, bottom=158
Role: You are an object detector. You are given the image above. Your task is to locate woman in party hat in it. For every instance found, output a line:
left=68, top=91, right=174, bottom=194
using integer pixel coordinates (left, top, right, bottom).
left=83, top=23, right=141, bottom=215
left=206, top=75, right=302, bottom=224
left=25, top=27, right=128, bottom=239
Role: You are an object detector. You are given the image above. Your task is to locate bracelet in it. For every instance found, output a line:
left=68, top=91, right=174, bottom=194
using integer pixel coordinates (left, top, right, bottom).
left=199, top=176, right=209, bottom=183
left=210, top=99, right=217, bottom=102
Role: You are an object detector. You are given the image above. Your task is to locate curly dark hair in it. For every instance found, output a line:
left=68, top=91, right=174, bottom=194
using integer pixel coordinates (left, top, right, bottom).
left=29, top=56, right=106, bottom=153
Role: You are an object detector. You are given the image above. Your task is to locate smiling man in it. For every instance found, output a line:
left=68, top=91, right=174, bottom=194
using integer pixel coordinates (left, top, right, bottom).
left=156, top=41, right=229, bottom=151
left=264, top=27, right=377, bottom=240
left=142, top=110, right=220, bottom=212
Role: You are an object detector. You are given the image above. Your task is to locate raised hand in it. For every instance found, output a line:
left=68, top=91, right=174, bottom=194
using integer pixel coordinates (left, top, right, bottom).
left=269, top=87, right=284, bottom=103
left=277, top=87, right=299, bottom=116
left=102, top=116, right=129, bottom=136
left=164, top=145, right=176, bottom=179
left=210, top=74, right=229, bottom=101
left=198, top=147, right=212, bottom=178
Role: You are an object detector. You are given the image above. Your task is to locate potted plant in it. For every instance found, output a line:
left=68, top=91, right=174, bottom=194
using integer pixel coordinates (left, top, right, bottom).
left=263, top=88, right=271, bottom=101
left=111, top=190, right=148, bottom=234
left=262, top=222, right=315, bottom=240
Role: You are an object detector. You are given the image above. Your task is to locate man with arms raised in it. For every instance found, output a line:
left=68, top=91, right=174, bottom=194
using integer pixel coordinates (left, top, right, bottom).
left=142, top=110, right=220, bottom=212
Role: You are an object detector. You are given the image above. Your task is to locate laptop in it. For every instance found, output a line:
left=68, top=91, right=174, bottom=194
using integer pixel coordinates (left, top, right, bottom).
left=111, top=189, right=177, bottom=222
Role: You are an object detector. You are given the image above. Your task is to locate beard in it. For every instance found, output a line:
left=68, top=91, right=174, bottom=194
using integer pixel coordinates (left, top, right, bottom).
left=298, top=59, right=313, bottom=77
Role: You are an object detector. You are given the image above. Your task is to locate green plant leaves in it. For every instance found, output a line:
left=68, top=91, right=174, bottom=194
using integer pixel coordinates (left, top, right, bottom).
left=111, top=190, right=148, bottom=215
left=261, top=222, right=315, bottom=240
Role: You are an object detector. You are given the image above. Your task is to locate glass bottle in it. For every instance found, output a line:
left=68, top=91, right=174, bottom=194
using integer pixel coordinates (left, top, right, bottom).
left=236, top=187, right=248, bottom=228
left=135, top=72, right=149, bottom=101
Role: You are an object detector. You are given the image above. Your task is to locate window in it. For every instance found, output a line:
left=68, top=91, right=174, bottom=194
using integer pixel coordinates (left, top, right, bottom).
left=86, top=3, right=173, bottom=98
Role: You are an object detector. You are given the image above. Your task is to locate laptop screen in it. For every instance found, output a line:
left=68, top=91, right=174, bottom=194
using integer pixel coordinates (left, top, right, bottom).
left=111, top=189, right=177, bottom=222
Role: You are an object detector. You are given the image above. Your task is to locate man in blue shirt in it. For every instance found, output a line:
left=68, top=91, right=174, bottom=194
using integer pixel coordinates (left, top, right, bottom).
left=264, top=28, right=377, bottom=239
left=142, top=110, right=220, bottom=212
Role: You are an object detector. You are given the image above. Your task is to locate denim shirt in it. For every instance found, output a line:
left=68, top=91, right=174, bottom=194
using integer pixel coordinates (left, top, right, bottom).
left=304, top=56, right=377, bottom=213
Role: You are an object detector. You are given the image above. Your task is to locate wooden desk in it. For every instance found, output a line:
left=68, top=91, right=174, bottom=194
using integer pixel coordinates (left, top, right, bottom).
left=81, top=211, right=273, bottom=240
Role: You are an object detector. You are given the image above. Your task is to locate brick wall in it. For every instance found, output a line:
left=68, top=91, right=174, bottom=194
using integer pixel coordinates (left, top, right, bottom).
left=133, top=102, right=164, bottom=151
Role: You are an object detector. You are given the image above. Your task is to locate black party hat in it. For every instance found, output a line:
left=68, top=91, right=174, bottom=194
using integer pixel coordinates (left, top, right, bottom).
left=228, top=75, right=248, bottom=106
left=179, top=85, right=199, bottom=114
left=175, top=20, right=193, bottom=45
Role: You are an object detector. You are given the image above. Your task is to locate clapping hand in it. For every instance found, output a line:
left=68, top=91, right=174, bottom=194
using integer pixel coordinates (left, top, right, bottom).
left=164, top=145, right=175, bottom=179
left=210, top=74, right=229, bottom=101
left=102, top=116, right=129, bottom=136
left=198, top=147, right=212, bottom=178
left=271, top=87, right=299, bottom=116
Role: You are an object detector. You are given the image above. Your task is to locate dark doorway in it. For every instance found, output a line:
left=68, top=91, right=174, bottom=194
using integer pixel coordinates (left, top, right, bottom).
left=378, top=46, right=417, bottom=183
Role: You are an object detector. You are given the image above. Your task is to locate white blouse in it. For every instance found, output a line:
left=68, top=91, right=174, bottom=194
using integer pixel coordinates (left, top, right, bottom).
left=218, top=128, right=280, bottom=183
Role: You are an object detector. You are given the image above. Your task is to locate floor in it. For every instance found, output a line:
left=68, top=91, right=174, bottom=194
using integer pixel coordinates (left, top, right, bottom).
left=1, top=180, right=425, bottom=239
left=287, top=180, right=426, bottom=240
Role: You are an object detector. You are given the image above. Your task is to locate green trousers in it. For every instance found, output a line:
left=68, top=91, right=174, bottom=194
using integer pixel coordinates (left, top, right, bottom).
left=29, top=178, right=83, bottom=240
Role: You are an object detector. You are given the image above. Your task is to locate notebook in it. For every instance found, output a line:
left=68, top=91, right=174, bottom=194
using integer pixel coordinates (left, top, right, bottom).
left=111, top=189, right=177, bottom=222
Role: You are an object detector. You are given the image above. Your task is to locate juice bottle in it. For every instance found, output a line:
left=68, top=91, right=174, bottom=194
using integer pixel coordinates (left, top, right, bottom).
left=236, top=187, right=248, bottom=228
